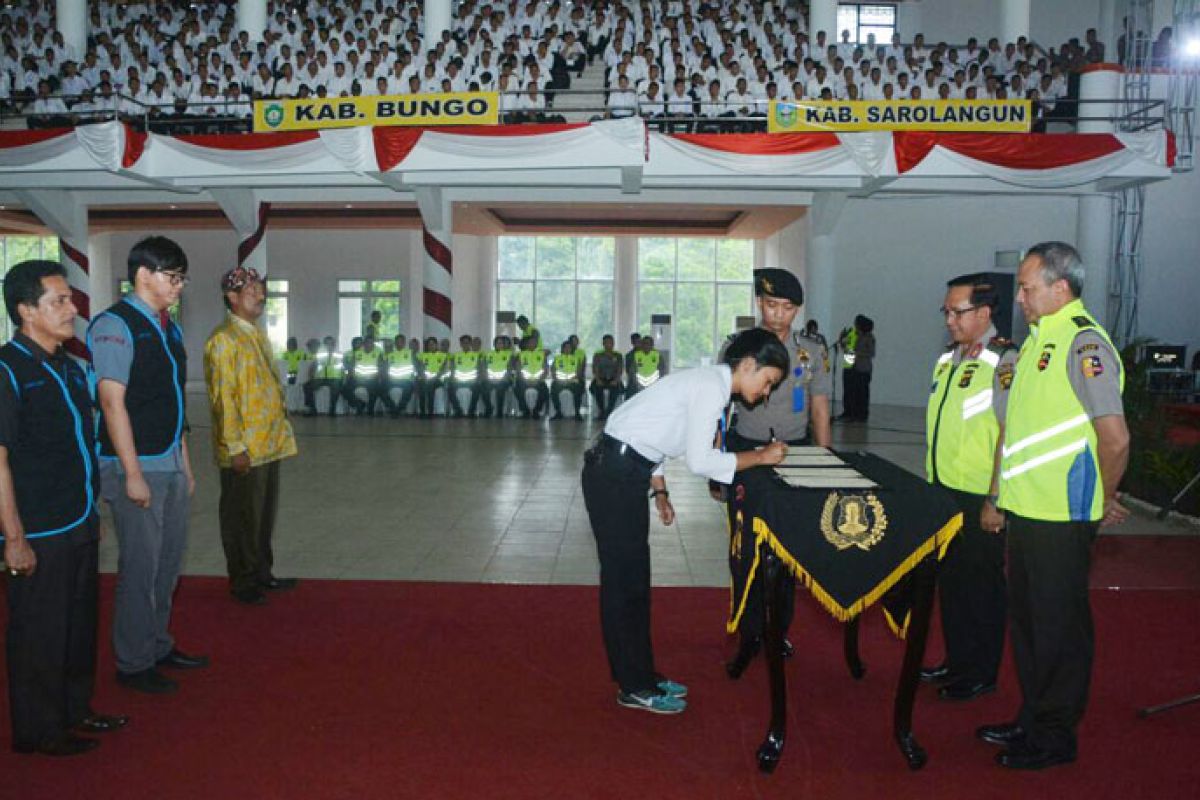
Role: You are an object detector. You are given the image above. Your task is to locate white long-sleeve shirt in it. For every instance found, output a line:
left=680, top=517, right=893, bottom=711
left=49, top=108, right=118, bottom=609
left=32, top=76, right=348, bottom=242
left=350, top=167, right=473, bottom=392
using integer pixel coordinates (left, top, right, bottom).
left=604, top=365, right=738, bottom=484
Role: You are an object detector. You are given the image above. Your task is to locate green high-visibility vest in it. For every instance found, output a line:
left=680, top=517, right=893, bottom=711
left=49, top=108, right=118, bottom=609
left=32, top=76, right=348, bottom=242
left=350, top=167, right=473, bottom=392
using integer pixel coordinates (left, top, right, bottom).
left=925, top=341, right=1011, bottom=495
left=387, top=349, right=414, bottom=379
left=454, top=351, right=481, bottom=377
left=842, top=328, right=858, bottom=368
left=352, top=349, right=381, bottom=379
left=317, top=349, right=343, bottom=379
left=281, top=349, right=309, bottom=377
left=634, top=350, right=661, bottom=388
left=420, top=352, right=448, bottom=377
left=519, top=350, right=545, bottom=379
left=998, top=299, right=1124, bottom=522
left=486, top=349, right=513, bottom=380
left=555, top=352, right=582, bottom=381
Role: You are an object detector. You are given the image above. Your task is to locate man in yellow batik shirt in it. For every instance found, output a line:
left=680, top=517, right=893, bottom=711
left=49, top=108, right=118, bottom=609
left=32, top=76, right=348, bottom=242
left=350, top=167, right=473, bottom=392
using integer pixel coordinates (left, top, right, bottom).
left=203, top=267, right=298, bottom=606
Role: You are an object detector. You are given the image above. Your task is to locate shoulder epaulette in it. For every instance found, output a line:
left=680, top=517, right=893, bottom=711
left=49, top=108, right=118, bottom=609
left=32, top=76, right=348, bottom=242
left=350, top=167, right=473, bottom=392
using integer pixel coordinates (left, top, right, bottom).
left=987, top=336, right=1016, bottom=353
left=1072, top=316, right=1093, bottom=329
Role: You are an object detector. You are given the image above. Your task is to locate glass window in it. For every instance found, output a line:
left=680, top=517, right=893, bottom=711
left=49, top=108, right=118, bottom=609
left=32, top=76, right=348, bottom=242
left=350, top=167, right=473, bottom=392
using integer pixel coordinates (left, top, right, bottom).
left=636, top=238, right=756, bottom=369
left=337, top=279, right=402, bottom=349
left=836, top=3, right=897, bottom=45
left=265, top=279, right=288, bottom=354
left=496, top=236, right=616, bottom=354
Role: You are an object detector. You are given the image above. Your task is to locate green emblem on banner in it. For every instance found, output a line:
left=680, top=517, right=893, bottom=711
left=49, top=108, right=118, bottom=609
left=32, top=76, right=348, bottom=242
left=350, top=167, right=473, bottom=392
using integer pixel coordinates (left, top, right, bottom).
left=775, top=102, right=798, bottom=128
left=264, top=103, right=285, bottom=129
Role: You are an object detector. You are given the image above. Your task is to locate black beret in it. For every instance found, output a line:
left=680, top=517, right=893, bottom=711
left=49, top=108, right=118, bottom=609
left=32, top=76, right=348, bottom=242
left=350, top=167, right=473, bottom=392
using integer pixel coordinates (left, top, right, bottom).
left=753, top=268, right=804, bottom=305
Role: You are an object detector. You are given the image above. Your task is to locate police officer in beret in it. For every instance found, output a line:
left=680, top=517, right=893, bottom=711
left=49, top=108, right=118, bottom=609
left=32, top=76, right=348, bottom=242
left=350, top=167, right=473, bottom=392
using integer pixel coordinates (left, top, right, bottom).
left=720, top=268, right=833, bottom=677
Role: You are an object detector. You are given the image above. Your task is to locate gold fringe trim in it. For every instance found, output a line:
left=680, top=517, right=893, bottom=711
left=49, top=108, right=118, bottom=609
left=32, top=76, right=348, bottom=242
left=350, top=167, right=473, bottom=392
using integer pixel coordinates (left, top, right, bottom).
left=732, top=512, right=963, bottom=640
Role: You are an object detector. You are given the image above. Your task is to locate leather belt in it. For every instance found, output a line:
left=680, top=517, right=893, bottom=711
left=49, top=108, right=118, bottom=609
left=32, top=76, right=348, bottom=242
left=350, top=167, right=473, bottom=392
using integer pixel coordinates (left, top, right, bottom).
left=600, top=433, right=657, bottom=471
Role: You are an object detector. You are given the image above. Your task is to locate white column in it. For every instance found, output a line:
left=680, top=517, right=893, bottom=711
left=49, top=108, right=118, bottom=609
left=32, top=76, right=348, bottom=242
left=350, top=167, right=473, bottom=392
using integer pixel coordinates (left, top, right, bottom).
left=56, top=0, right=86, bottom=63
left=479, top=236, right=498, bottom=344
left=1077, top=66, right=1122, bottom=133
left=237, top=0, right=268, bottom=43
left=424, top=0, right=452, bottom=54
left=1077, top=195, right=1114, bottom=326
left=15, top=189, right=90, bottom=355
left=804, top=232, right=836, bottom=334
left=1097, top=0, right=1119, bottom=58
left=999, top=0, right=1031, bottom=45
left=614, top=236, right=638, bottom=344
left=211, top=188, right=271, bottom=274
left=414, top=187, right=454, bottom=342
left=808, top=0, right=837, bottom=43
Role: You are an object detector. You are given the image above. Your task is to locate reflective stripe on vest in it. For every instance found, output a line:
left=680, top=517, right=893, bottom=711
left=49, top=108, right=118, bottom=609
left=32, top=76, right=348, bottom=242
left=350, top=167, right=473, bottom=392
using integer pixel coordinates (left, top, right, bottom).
left=842, top=328, right=858, bottom=368
left=634, top=350, right=660, bottom=387
left=487, top=350, right=512, bottom=380
left=318, top=350, right=344, bottom=379
left=998, top=299, right=1124, bottom=522
left=555, top=352, right=581, bottom=381
left=924, top=346, right=1002, bottom=495
left=520, top=351, right=544, bottom=379
left=387, top=349, right=414, bottom=379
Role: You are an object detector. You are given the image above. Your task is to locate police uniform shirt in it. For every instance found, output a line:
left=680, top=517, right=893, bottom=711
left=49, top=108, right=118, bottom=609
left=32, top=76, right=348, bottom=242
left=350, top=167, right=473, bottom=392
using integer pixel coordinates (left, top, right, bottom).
left=950, top=324, right=1018, bottom=423
left=1065, top=329, right=1124, bottom=419
left=723, top=331, right=832, bottom=443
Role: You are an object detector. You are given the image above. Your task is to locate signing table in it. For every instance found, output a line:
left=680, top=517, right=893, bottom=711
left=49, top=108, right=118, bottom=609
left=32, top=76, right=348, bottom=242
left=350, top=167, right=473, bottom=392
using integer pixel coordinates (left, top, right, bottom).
left=727, top=450, right=962, bottom=773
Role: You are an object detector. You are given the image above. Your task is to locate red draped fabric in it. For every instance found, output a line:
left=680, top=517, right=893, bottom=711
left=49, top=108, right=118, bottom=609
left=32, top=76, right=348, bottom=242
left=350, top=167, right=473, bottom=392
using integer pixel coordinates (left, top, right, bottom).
left=372, top=128, right=425, bottom=172
left=172, top=131, right=320, bottom=149
left=893, top=132, right=1129, bottom=173
left=0, top=128, right=74, bottom=148
left=122, top=127, right=147, bottom=167
left=670, top=132, right=841, bottom=154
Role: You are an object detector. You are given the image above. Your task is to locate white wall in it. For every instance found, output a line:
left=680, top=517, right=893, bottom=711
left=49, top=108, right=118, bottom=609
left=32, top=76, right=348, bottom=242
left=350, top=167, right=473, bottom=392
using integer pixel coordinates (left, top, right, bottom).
left=101, top=227, right=490, bottom=381
left=1139, top=161, right=1200, bottom=352
left=896, top=0, right=1102, bottom=46
left=826, top=194, right=1080, bottom=407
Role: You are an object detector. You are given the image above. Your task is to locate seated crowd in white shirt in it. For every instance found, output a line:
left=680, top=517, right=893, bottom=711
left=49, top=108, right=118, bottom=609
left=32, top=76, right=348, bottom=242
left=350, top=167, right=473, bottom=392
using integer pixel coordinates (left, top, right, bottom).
left=0, top=0, right=1150, bottom=130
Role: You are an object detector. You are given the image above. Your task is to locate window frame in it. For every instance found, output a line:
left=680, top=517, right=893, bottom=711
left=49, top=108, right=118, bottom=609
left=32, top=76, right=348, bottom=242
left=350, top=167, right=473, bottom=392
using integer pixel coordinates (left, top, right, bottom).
left=835, top=3, right=898, bottom=46
left=336, top=278, right=402, bottom=350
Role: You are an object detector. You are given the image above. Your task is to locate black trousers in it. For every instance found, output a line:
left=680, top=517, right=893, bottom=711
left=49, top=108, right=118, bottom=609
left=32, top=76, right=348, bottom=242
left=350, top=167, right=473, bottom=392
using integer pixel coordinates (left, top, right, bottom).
left=385, top=378, right=416, bottom=415
left=842, top=370, right=872, bottom=420
left=582, top=443, right=657, bottom=694
left=936, top=487, right=1007, bottom=684
left=514, top=377, right=548, bottom=416
left=218, top=460, right=281, bottom=595
left=417, top=378, right=443, bottom=416
left=343, top=377, right=387, bottom=414
left=5, top=519, right=99, bottom=748
left=490, top=378, right=512, bottom=416
left=725, top=429, right=799, bottom=641
left=550, top=380, right=584, bottom=416
left=1007, top=514, right=1097, bottom=756
left=448, top=379, right=491, bottom=416
left=590, top=382, right=622, bottom=418
left=304, top=378, right=342, bottom=415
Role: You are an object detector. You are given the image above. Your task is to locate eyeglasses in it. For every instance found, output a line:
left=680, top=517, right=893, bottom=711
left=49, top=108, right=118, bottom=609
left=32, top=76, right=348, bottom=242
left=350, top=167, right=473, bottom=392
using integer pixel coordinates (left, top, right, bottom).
left=156, top=270, right=190, bottom=287
left=939, top=305, right=979, bottom=320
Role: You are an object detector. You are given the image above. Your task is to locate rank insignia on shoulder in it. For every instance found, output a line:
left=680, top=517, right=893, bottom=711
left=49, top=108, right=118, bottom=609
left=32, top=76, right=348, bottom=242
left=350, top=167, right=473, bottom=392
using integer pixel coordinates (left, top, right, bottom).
left=1082, top=355, right=1104, bottom=378
left=988, top=337, right=1015, bottom=352
left=1076, top=342, right=1099, bottom=354
left=1072, top=316, right=1094, bottom=328
left=997, top=364, right=1014, bottom=389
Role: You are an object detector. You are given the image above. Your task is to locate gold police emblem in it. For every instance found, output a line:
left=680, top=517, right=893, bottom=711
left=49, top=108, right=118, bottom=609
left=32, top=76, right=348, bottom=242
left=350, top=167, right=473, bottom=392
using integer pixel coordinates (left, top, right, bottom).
left=820, top=493, right=888, bottom=551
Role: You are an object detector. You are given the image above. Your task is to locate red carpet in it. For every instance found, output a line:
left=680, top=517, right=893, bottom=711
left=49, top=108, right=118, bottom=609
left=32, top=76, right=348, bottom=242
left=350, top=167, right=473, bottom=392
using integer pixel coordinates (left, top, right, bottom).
left=3, top=540, right=1200, bottom=799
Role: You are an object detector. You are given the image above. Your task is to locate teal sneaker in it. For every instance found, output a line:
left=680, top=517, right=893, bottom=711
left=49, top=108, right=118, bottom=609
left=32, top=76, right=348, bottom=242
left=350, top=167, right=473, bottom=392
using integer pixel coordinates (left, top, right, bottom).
left=617, top=689, right=687, bottom=714
left=657, top=679, right=688, bottom=698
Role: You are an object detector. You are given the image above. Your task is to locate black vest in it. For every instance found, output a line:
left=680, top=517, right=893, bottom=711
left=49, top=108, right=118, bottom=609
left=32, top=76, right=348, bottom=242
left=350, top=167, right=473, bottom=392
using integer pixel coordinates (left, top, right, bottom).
left=0, top=340, right=97, bottom=538
left=93, top=300, right=187, bottom=458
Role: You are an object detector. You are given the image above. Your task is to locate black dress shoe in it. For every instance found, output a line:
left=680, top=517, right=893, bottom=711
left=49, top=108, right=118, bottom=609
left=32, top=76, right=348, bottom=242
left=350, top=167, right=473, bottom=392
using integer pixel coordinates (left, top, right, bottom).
left=116, top=668, right=178, bottom=695
left=13, top=733, right=99, bottom=756
left=233, top=587, right=268, bottom=605
left=919, top=662, right=953, bottom=683
left=260, top=577, right=298, bottom=591
left=74, top=712, right=129, bottom=734
left=157, top=648, right=210, bottom=670
left=938, top=679, right=997, bottom=701
left=976, top=722, right=1026, bottom=746
left=996, top=742, right=1076, bottom=770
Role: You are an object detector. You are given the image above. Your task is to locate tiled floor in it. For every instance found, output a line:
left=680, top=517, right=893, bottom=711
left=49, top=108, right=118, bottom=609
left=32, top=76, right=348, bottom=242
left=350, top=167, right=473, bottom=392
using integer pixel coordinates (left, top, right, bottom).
left=97, top=393, right=1190, bottom=587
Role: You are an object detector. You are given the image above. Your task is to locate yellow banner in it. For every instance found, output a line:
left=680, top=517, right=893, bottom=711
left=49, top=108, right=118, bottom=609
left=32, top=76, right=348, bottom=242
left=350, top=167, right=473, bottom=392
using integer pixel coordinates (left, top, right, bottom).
left=253, top=91, right=499, bottom=132
left=768, top=100, right=1032, bottom=133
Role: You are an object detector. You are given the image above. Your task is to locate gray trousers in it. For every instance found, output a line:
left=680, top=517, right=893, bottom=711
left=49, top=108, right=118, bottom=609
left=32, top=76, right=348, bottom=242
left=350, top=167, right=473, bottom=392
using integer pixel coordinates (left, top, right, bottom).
left=102, top=470, right=190, bottom=674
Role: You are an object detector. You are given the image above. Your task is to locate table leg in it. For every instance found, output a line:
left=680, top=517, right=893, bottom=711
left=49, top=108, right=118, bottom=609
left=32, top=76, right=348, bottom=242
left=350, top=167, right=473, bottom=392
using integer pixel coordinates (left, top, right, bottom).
left=893, top=556, right=937, bottom=770
left=844, top=617, right=865, bottom=679
left=756, top=543, right=788, bottom=774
